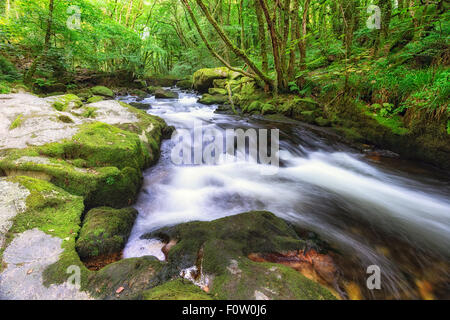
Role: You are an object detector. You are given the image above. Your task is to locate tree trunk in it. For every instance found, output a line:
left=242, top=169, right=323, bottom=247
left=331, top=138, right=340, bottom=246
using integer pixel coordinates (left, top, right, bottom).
left=258, top=0, right=286, bottom=92
left=193, top=0, right=274, bottom=88
left=299, top=0, right=311, bottom=71
left=25, top=0, right=55, bottom=84
left=255, top=0, right=269, bottom=74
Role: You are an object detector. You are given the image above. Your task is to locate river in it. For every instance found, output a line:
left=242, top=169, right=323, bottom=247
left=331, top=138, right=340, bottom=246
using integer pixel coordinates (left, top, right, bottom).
left=118, top=89, right=450, bottom=300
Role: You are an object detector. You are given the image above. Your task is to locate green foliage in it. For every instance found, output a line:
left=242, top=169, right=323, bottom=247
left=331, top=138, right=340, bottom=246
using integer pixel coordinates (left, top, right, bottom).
left=0, top=55, right=20, bottom=82
left=9, top=114, right=24, bottom=130
left=0, top=81, right=11, bottom=94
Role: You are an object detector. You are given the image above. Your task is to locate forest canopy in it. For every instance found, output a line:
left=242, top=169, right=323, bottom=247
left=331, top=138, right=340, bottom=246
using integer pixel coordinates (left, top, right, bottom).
left=0, top=0, right=448, bottom=123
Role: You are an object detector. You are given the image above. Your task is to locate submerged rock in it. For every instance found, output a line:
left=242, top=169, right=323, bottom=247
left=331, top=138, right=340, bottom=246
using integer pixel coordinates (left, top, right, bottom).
left=76, top=207, right=138, bottom=260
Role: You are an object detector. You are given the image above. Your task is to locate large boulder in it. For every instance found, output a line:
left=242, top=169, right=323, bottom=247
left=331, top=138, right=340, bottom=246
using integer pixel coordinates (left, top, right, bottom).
left=76, top=207, right=138, bottom=260
left=91, top=86, right=114, bottom=98
left=193, top=67, right=242, bottom=93
left=143, top=211, right=337, bottom=300
left=0, top=94, right=167, bottom=208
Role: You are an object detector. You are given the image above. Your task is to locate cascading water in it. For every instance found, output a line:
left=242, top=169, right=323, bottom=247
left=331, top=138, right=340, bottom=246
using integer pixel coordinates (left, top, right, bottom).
left=119, top=89, right=450, bottom=299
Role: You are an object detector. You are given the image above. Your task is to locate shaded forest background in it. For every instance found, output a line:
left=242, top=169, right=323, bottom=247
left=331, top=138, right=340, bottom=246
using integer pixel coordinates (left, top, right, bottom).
left=0, top=0, right=449, bottom=134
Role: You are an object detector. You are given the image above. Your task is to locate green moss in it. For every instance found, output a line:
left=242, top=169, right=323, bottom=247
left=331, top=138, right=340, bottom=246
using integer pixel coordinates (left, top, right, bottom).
left=146, top=211, right=306, bottom=278
left=177, top=80, right=193, bottom=90
left=58, top=115, right=74, bottom=123
left=81, top=106, right=97, bottom=118
left=208, top=88, right=227, bottom=95
left=198, top=94, right=228, bottom=105
left=3, top=176, right=92, bottom=289
left=193, top=67, right=230, bottom=92
left=87, top=96, right=104, bottom=103
left=76, top=207, right=138, bottom=259
left=51, top=94, right=83, bottom=111
left=315, top=117, right=331, bottom=127
left=211, top=258, right=336, bottom=300
left=87, top=256, right=163, bottom=299
left=143, top=279, right=213, bottom=300
left=0, top=120, right=163, bottom=208
left=9, top=114, right=24, bottom=130
left=371, top=114, right=410, bottom=135
left=91, top=86, right=114, bottom=98
left=145, top=211, right=335, bottom=300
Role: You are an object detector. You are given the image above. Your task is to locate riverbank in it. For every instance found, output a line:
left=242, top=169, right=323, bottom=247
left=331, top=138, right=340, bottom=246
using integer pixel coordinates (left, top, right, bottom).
left=0, top=88, right=338, bottom=300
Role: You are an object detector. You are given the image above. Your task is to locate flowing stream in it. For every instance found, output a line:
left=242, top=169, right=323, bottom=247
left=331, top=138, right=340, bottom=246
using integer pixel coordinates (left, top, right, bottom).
left=119, top=89, right=450, bottom=299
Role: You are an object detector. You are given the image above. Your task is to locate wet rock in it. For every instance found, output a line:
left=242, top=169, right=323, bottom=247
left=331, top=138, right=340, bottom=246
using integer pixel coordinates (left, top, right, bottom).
left=208, top=88, right=227, bottom=95
left=177, top=79, right=193, bottom=90
left=154, top=88, right=179, bottom=99
left=144, top=211, right=336, bottom=300
left=129, top=102, right=151, bottom=110
left=86, top=256, right=163, bottom=299
left=76, top=207, right=138, bottom=260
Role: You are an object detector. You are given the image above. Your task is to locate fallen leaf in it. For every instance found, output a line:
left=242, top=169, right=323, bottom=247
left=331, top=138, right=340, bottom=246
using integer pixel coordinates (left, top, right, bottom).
left=116, top=287, right=125, bottom=294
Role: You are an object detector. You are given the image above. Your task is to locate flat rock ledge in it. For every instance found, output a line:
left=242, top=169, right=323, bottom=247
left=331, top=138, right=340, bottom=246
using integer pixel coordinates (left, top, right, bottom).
left=0, top=228, right=91, bottom=300
left=0, top=93, right=138, bottom=150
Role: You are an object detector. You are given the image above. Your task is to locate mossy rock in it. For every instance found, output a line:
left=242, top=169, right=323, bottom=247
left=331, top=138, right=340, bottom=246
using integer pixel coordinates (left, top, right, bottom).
left=51, top=94, right=83, bottom=111
left=3, top=176, right=92, bottom=291
left=87, top=256, right=164, bottom=299
left=129, top=89, right=148, bottom=99
left=129, top=102, right=151, bottom=110
left=154, top=88, right=179, bottom=99
left=193, top=67, right=236, bottom=93
left=91, top=86, right=114, bottom=98
left=176, top=80, right=193, bottom=90
left=198, top=94, right=228, bottom=105
left=146, top=86, right=160, bottom=94
left=87, top=96, right=104, bottom=104
left=58, top=115, right=74, bottom=123
left=315, top=117, right=331, bottom=127
left=243, top=101, right=275, bottom=115
left=143, top=279, right=213, bottom=300
left=76, top=207, right=138, bottom=259
left=211, top=258, right=336, bottom=300
left=144, top=211, right=335, bottom=300
left=208, top=87, right=227, bottom=95
left=0, top=105, right=167, bottom=208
